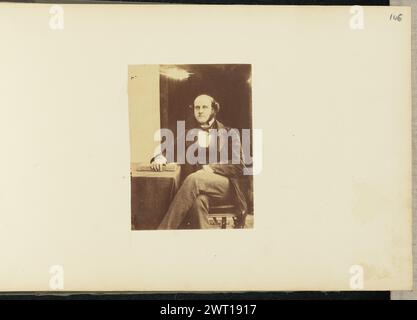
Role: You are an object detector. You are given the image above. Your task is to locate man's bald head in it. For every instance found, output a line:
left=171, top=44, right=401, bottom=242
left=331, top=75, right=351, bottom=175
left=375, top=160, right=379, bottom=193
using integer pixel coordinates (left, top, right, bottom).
left=194, top=94, right=213, bottom=106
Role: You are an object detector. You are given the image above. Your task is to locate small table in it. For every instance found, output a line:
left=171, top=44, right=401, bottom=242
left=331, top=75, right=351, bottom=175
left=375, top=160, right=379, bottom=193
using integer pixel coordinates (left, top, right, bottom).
left=130, top=163, right=181, bottom=230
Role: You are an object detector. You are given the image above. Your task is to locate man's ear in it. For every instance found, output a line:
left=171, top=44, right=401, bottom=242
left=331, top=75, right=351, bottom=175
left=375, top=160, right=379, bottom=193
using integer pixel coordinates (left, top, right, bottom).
left=212, top=100, right=220, bottom=113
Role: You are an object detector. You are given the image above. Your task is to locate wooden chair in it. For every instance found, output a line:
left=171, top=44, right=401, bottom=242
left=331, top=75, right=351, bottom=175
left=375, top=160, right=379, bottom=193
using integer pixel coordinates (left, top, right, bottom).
left=207, top=175, right=254, bottom=229
left=208, top=201, right=252, bottom=229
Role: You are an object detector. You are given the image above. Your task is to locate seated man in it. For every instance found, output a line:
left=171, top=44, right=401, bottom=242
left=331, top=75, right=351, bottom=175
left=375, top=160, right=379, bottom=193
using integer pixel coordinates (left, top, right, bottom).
left=151, top=94, right=249, bottom=229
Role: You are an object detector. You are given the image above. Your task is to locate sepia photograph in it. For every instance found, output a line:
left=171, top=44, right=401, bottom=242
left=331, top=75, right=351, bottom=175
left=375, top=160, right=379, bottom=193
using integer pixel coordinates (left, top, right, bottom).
left=129, top=64, right=254, bottom=230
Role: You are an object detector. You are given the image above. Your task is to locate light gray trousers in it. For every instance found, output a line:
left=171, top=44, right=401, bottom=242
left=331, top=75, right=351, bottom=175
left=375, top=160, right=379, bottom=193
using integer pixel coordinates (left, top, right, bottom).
left=158, top=170, right=231, bottom=229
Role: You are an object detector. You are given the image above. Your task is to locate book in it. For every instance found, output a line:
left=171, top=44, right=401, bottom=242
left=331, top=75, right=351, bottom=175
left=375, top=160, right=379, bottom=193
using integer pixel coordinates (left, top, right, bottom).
left=133, top=163, right=178, bottom=172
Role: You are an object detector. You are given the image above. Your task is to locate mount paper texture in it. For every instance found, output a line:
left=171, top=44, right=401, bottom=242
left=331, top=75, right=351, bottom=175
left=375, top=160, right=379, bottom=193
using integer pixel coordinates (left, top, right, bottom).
left=0, top=4, right=412, bottom=291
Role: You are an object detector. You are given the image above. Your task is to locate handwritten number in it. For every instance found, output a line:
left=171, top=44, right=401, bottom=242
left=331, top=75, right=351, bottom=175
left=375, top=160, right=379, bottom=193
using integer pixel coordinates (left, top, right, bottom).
left=390, top=13, right=402, bottom=22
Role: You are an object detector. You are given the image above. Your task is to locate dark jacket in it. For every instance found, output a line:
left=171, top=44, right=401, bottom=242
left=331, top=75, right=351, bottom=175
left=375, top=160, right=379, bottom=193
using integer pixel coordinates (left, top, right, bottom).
left=153, top=119, right=253, bottom=220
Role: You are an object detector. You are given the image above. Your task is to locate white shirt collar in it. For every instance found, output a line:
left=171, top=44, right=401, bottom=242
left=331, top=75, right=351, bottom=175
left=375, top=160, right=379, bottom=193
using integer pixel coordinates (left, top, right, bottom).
left=200, top=118, right=215, bottom=130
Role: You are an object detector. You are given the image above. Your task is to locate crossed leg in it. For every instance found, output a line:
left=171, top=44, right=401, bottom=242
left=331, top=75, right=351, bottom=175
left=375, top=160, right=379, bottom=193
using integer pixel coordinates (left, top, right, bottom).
left=158, top=169, right=232, bottom=230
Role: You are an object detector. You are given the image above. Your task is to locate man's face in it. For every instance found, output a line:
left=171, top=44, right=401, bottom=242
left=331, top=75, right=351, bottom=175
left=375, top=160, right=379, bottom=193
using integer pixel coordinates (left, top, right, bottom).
left=193, top=95, right=215, bottom=125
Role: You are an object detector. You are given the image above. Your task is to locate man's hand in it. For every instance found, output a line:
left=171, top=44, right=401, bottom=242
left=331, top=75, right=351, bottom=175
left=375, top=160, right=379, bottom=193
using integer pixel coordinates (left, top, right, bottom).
left=150, top=155, right=167, bottom=172
left=202, top=165, right=214, bottom=173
